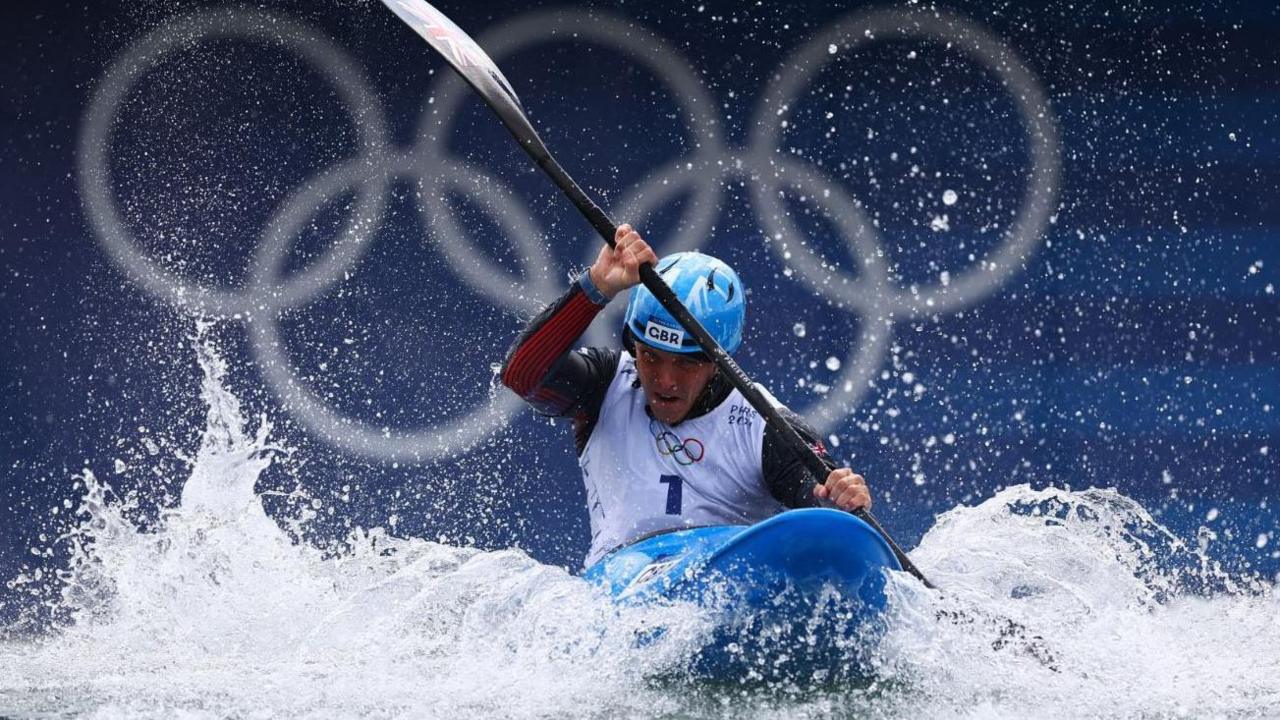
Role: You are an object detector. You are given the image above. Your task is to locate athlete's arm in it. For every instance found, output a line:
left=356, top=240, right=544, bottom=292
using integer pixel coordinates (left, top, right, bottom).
left=500, top=277, right=617, bottom=418
left=501, top=223, right=657, bottom=417
left=762, top=408, right=832, bottom=507
left=762, top=409, right=872, bottom=511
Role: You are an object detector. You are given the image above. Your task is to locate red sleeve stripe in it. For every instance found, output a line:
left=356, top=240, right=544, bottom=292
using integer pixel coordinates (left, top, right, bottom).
left=502, top=291, right=603, bottom=397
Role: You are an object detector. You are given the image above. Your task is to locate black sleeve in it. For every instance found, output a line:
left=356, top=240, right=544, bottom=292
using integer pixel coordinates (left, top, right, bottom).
left=762, top=407, right=838, bottom=508
left=544, top=346, right=620, bottom=421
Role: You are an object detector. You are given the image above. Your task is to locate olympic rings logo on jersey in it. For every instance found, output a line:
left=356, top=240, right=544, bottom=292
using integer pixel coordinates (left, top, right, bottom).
left=650, top=419, right=705, bottom=466
left=79, top=5, right=1060, bottom=463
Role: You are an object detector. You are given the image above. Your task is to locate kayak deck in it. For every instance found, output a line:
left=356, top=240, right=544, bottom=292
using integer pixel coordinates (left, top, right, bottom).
left=584, top=508, right=903, bottom=681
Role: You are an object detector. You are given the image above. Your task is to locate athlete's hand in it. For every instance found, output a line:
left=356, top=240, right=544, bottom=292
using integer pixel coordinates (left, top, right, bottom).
left=814, top=468, right=872, bottom=512
left=589, top=224, right=658, bottom=300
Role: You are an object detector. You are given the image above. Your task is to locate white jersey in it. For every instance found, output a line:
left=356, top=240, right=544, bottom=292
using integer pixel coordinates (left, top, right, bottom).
left=578, top=354, right=786, bottom=567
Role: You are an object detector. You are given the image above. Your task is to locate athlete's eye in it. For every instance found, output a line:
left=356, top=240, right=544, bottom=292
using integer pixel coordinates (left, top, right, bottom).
left=675, top=356, right=708, bottom=370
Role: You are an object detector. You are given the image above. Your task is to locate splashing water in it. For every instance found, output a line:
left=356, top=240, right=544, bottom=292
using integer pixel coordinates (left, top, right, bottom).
left=0, top=324, right=707, bottom=718
left=873, top=489, right=1279, bottom=718
left=0, top=324, right=1276, bottom=719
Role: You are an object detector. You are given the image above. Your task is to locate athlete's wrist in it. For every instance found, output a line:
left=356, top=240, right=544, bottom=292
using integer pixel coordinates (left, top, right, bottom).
left=579, top=267, right=612, bottom=305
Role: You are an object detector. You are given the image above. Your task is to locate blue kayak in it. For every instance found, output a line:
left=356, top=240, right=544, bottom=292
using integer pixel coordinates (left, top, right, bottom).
left=583, top=508, right=903, bottom=681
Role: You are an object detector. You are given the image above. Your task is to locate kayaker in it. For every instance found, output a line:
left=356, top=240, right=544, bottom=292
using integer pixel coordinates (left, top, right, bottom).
left=501, top=224, right=873, bottom=567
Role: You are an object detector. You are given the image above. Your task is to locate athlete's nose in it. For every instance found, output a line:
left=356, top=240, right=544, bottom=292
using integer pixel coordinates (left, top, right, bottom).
left=652, top=362, right=681, bottom=393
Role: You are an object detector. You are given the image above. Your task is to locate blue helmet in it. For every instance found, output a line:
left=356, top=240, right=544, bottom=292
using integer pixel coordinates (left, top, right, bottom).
left=623, top=252, right=746, bottom=355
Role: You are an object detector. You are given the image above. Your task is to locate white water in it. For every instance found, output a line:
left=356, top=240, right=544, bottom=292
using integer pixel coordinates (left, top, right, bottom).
left=1, top=326, right=1276, bottom=719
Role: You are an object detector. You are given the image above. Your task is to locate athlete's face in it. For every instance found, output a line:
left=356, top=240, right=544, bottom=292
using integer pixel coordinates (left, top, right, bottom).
left=634, top=344, right=717, bottom=424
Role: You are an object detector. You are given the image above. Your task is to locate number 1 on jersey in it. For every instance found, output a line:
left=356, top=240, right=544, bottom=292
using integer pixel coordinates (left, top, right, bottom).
left=658, top=474, right=682, bottom=515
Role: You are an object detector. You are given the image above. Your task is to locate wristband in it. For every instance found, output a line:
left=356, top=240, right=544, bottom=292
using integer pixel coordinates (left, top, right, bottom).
left=577, top=269, right=611, bottom=306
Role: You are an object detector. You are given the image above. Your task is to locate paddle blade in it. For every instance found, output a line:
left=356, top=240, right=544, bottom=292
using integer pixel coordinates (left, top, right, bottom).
left=380, top=0, right=543, bottom=149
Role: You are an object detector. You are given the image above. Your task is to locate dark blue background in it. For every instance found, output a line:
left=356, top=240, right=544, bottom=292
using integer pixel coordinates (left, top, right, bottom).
left=2, top=0, right=1277, bottom=623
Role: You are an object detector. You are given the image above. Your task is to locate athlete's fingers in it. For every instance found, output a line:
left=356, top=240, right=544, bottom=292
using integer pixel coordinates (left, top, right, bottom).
left=611, top=227, right=631, bottom=267
left=636, top=238, right=657, bottom=265
left=834, top=485, right=870, bottom=511
left=622, top=232, right=651, bottom=271
left=843, top=476, right=871, bottom=510
left=824, top=467, right=853, bottom=490
left=630, top=245, right=653, bottom=270
left=832, top=483, right=860, bottom=509
left=620, top=236, right=640, bottom=269
left=821, top=468, right=871, bottom=511
left=815, top=468, right=846, bottom=501
left=617, top=227, right=637, bottom=247
left=621, top=230, right=641, bottom=253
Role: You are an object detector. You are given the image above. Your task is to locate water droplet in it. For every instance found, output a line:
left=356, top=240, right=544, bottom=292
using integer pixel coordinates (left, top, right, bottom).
left=793, top=322, right=807, bottom=338
left=943, top=189, right=958, bottom=206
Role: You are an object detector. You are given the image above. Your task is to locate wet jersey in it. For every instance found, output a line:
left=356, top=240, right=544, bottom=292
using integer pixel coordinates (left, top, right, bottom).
left=500, top=273, right=841, bottom=568
left=579, top=354, right=786, bottom=565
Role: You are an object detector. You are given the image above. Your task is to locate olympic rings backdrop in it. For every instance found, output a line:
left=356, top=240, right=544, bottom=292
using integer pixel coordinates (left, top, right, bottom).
left=2, top=1, right=1277, bottom=597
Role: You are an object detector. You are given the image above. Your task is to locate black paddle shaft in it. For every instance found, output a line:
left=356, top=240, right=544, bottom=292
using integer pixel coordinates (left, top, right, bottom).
left=527, top=137, right=935, bottom=588
left=377, top=0, right=932, bottom=589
